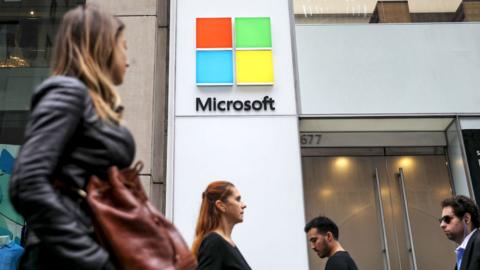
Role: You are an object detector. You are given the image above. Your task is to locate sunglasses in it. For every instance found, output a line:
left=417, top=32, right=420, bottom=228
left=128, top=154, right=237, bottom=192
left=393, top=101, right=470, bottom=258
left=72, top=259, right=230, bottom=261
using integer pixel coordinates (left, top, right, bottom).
left=438, top=215, right=455, bottom=224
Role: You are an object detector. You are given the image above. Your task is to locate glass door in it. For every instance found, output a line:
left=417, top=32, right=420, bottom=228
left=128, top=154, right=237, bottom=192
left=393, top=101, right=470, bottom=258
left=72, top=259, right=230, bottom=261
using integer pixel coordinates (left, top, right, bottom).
left=302, top=154, right=456, bottom=270
left=303, top=156, right=386, bottom=270
left=384, top=156, right=456, bottom=270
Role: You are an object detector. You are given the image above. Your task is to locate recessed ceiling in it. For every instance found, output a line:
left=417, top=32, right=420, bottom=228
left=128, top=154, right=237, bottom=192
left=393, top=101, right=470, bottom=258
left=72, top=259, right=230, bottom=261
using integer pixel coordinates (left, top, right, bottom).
left=300, top=118, right=454, bottom=132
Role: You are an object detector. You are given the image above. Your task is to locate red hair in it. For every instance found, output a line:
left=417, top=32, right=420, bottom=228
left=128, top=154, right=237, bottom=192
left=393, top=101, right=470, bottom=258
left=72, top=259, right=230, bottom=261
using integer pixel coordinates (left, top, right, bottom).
left=191, top=181, right=235, bottom=257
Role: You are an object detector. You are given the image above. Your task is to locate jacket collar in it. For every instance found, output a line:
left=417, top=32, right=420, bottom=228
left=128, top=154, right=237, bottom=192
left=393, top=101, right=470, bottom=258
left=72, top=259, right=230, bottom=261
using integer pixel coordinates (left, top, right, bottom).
left=458, top=229, right=479, bottom=270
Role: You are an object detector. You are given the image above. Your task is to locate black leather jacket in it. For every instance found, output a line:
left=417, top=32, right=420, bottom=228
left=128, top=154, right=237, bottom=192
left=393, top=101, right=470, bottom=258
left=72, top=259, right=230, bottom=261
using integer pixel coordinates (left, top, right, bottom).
left=10, top=76, right=135, bottom=270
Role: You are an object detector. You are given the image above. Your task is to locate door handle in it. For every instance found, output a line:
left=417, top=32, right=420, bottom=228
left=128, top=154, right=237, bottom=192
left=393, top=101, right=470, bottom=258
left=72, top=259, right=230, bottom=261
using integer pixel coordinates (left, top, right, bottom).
left=398, top=168, right=418, bottom=270
left=374, top=168, right=391, bottom=270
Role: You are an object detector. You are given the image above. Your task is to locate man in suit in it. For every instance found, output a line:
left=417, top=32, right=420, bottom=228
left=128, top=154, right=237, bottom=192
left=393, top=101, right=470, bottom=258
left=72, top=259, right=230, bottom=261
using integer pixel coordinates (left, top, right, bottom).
left=440, top=195, right=480, bottom=270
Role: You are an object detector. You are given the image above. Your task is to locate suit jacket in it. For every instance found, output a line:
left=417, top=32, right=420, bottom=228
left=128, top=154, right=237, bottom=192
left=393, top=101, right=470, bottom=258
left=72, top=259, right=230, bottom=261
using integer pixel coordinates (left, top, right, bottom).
left=455, top=230, right=480, bottom=270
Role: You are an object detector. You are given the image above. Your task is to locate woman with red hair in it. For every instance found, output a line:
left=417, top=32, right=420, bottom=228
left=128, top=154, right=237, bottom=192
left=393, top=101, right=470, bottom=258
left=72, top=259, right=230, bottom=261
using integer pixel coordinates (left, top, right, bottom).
left=192, top=181, right=251, bottom=270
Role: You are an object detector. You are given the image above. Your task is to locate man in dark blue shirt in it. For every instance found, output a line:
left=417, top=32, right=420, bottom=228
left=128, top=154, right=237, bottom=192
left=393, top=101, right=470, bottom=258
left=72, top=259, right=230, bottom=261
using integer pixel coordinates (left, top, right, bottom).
left=304, top=216, right=358, bottom=270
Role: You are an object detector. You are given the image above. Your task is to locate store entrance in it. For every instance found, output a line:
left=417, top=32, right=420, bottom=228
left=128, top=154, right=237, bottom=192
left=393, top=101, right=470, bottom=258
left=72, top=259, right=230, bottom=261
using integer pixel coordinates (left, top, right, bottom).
left=302, top=151, right=456, bottom=270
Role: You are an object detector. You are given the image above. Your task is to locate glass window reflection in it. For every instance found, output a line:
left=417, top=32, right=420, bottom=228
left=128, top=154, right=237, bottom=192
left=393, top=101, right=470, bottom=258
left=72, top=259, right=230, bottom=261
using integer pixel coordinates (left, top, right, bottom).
left=294, top=0, right=477, bottom=24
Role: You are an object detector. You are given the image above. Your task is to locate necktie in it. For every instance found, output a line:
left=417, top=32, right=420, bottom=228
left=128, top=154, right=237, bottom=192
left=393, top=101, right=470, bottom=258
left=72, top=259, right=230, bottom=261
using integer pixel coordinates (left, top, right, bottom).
left=456, top=247, right=465, bottom=270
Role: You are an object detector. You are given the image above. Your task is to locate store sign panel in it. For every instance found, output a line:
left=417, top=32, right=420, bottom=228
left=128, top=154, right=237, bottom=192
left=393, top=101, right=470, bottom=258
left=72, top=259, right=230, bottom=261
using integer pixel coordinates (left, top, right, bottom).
left=174, top=1, right=297, bottom=117
left=195, top=17, right=276, bottom=112
left=195, top=17, right=274, bottom=86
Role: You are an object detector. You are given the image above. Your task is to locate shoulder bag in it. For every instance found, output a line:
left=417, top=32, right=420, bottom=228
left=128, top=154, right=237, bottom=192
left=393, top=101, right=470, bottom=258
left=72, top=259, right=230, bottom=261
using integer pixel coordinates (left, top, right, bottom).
left=86, top=162, right=197, bottom=270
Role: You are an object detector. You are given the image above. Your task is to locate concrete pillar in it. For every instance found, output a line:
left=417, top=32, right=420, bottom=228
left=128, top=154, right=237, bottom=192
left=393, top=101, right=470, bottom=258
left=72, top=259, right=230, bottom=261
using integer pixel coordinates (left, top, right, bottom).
left=87, top=0, right=169, bottom=212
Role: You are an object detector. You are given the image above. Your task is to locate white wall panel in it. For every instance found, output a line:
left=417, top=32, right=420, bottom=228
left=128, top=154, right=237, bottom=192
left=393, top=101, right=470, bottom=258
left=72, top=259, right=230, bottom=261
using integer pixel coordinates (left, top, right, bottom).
left=296, top=23, right=480, bottom=115
left=461, top=118, right=480, bottom=130
left=171, top=0, right=306, bottom=268
left=173, top=116, right=308, bottom=270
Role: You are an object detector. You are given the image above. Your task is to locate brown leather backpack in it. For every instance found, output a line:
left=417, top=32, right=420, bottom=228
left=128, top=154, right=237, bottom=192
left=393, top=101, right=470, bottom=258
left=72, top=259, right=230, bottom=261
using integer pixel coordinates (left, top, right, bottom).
left=86, top=162, right=197, bottom=270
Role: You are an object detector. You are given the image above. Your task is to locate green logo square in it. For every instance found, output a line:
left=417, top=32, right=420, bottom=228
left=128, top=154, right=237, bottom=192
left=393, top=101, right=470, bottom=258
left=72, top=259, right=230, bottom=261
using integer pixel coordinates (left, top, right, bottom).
left=235, top=17, right=272, bottom=49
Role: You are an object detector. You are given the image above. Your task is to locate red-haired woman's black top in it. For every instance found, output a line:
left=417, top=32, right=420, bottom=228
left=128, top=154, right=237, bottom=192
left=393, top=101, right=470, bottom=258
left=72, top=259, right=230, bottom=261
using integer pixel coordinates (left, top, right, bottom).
left=197, top=232, right=252, bottom=270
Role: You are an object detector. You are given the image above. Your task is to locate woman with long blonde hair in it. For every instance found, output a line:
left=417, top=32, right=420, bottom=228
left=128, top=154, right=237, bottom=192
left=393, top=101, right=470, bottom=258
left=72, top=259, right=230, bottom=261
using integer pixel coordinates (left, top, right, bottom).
left=10, top=5, right=132, bottom=270
left=192, top=181, right=251, bottom=270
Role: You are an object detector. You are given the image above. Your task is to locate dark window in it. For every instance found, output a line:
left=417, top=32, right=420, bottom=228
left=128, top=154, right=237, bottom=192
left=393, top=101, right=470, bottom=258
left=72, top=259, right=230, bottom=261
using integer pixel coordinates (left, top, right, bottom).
left=0, top=0, right=85, bottom=244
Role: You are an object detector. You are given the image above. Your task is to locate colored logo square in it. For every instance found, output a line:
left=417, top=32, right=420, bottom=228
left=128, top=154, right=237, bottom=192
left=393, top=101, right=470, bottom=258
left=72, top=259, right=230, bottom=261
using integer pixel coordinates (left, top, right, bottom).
left=196, top=18, right=232, bottom=49
left=235, top=17, right=272, bottom=49
left=196, top=50, right=233, bottom=85
left=236, top=50, right=274, bottom=85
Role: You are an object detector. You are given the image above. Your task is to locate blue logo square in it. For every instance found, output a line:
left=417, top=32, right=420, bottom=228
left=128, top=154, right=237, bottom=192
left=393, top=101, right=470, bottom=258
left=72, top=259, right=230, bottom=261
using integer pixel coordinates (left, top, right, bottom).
left=196, top=50, right=234, bottom=85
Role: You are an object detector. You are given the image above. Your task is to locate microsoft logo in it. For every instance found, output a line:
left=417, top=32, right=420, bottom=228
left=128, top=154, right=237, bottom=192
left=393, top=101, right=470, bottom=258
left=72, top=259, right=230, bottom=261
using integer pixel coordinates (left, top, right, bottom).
left=196, top=17, right=274, bottom=86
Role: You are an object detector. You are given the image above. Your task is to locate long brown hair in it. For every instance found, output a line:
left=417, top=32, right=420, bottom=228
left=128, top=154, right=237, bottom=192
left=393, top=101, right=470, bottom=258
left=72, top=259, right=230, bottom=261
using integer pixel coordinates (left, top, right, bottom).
left=51, top=4, right=125, bottom=122
left=191, top=181, right=235, bottom=257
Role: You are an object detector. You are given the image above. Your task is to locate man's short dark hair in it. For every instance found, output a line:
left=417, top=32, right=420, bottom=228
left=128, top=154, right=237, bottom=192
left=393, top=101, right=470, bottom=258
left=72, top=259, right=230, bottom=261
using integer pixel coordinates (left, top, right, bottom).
left=441, top=195, right=480, bottom=228
left=304, top=216, right=339, bottom=240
